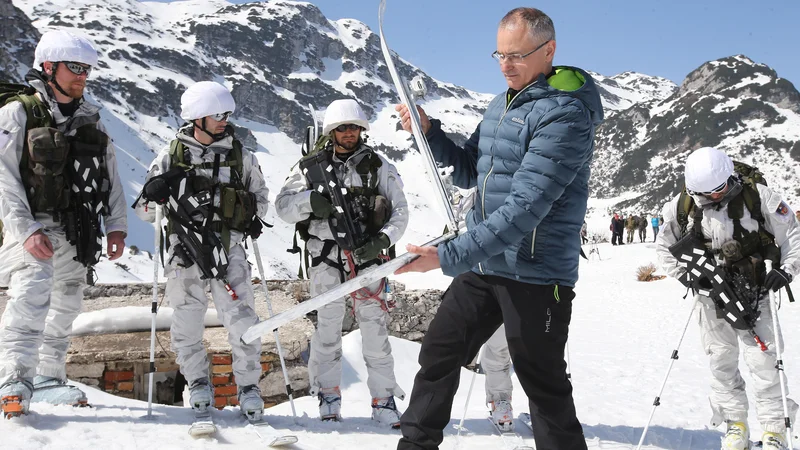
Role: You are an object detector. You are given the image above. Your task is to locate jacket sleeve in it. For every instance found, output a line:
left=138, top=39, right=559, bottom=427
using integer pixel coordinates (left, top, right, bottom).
left=757, top=184, right=800, bottom=278
left=425, top=119, right=480, bottom=189
left=133, top=146, right=171, bottom=223
left=97, top=120, right=128, bottom=236
left=0, top=102, right=44, bottom=243
left=655, top=196, right=688, bottom=279
left=274, top=165, right=313, bottom=225
left=437, top=100, right=594, bottom=277
left=244, top=151, right=270, bottom=219
left=377, top=157, right=408, bottom=245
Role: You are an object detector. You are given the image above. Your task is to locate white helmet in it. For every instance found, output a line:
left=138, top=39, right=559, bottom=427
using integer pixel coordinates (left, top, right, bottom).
left=34, top=30, right=98, bottom=68
left=322, top=99, right=370, bottom=135
left=180, top=81, right=236, bottom=121
left=685, top=147, right=734, bottom=193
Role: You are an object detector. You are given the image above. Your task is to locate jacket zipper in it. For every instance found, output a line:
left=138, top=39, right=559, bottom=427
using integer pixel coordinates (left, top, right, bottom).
left=530, top=228, right=537, bottom=258
left=477, top=85, right=536, bottom=275
left=481, top=85, right=532, bottom=221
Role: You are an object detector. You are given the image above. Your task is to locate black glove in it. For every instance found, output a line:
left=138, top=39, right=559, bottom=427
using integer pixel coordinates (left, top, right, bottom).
left=309, top=191, right=334, bottom=219
left=678, top=272, right=713, bottom=290
left=142, top=177, right=171, bottom=205
left=353, top=233, right=391, bottom=262
left=695, top=277, right=713, bottom=290
left=764, top=267, right=793, bottom=292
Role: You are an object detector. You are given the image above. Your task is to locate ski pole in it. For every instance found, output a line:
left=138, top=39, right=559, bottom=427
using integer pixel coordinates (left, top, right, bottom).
left=636, top=299, right=697, bottom=450
left=251, top=238, right=297, bottom=421
left=766, top=260, right=794, bottom=449
left=144, top=205, right=162, bottom=419
left=457, top=345, right=485, bottom=438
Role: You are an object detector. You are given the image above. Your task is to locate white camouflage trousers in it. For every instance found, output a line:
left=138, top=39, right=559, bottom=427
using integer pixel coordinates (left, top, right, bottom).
left=166, top=243, right=262, bottom=387
left=0, top=230, right=86, bottom=385
left=697, top=294, right=798, bottom=432
left=306, top=239, right=404, bottom=400
left=482, top=325, right=513, bottom=404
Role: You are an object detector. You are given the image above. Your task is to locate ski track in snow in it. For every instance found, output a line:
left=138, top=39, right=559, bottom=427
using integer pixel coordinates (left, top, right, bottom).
left=5, top=243, right=800, bottom=449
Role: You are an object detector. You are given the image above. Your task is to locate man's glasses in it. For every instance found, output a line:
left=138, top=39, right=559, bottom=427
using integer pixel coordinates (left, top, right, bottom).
left=334, top=124, right=362, bottom=132
left=211, top=111, right=232, bottom=122
left=492, top=39, right=551, bottom=64
left=689, top=180, right=728, bottom=196
left=62, top=62, right=92, bottom=77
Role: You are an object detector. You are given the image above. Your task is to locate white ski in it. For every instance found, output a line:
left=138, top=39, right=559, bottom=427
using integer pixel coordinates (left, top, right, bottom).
left=241, top=232, right=455, bottom=344
left=487, top=415, right=534, bottom=450
left=377, top=0, right=459, bottom=234
left=246, top=418, right=299, bottom=447
left=188, top=410, right=216, bottom=438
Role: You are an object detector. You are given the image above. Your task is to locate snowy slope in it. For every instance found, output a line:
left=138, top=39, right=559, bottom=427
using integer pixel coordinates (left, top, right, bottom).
left=5, top=243, right=800, bottom=449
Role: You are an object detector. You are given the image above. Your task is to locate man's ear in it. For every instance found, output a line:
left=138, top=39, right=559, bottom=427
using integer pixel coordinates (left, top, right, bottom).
left=43, top=61, right=55, bottom=76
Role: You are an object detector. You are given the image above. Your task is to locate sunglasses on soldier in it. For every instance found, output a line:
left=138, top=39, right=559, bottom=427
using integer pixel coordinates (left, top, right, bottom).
left=334, top=124, right=362, bottom=132
left=62, top=62, right=92, bottom=77
left=210, top=111, right=232, bottom=122
left=688, top=180, right=728, bottom=196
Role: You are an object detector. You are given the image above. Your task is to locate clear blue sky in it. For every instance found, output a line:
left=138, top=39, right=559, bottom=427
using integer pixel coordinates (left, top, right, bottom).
left=207, top=0, right=800, bottom=94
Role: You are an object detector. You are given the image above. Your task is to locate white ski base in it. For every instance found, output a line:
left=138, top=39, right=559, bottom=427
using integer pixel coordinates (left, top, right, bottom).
left=188, top=411, right=216, bottom=438
left=248, top=418, right=299, bottom=447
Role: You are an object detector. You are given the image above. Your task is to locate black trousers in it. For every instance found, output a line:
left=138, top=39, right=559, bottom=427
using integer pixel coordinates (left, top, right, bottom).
left=397, top=271, right=586, bottom=450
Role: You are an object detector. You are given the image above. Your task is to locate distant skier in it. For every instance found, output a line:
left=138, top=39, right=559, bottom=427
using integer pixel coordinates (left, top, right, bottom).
left=651, top=215, right=660, bottom=242
left=656, top=147, right=799, bottom=450
left=637, top=214, right=647, bottom=243
left=0, top=30, right=128, bottom=417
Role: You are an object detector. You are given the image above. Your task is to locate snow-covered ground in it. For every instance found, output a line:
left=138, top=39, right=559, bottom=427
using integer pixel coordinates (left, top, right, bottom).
left=4, top=242, right=800, bottom=449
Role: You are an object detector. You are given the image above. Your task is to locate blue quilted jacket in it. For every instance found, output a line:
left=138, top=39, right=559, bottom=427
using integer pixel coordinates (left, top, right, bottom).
left=429, top=66, right=604, bottom=287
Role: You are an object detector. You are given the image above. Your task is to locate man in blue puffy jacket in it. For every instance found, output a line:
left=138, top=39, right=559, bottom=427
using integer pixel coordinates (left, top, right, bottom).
left=395, top=7, right=603, bottom=450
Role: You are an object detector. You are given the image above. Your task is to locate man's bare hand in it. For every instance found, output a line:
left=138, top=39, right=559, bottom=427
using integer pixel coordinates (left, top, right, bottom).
left=23, top=230, right=54, bottom=260
left=394, top=244, right=440, bottom=274
left=107, top=231, right=126, bottom=261
left=395, top=104, right=432, bottom=135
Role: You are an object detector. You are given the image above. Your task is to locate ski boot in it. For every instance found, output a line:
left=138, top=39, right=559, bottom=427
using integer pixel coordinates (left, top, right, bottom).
left=238, top=385, right=264, bottom=422
left=761, top=431, right=788, bottom=450
left=1, top=379, right=33, bottom=419
left=721, top=421, right=749, bottom=450
left=32, top=376, right=88, bottom=406
left=371, top=396, right=402, bottom=429
left=318, top=387, right=341, bottom=422
left=490, top=399, right=514, bottom=432
left=188, top=378, right=213, bottom=413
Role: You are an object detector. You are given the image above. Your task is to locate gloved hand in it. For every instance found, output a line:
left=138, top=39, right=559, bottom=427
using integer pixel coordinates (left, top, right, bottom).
left=353, top=233, right=391, bottom=262
left=309, top=191, right=334, bottom=219
left=695, top=277, right=713, bottom=290
left=142, top=177, right=171, bottom=205
left=764, top=267, right=793, bottom=292
left=677, top=271, right=713, bottom=291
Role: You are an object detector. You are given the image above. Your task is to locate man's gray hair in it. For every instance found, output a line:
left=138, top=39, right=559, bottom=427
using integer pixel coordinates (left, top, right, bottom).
left=499, top=8, right=556, bottom=43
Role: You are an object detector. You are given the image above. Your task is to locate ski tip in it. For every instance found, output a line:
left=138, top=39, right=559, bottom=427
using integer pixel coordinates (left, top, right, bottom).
left=268, top=435, right=299, bottom=447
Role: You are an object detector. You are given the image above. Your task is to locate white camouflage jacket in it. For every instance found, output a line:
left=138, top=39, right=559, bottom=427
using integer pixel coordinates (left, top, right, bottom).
left=0, top=79, right=127, bottom=243
left=134, top=126, right=270, bottom=246
left=275, top=144, right=408, bottom=247
left=657, top=183, right=800, bottom=279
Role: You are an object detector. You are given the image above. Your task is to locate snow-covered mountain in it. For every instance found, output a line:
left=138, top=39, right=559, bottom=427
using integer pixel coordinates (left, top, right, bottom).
left=592, top=55, right=800, bottom=216
left=4, top=0, right=798, bottom=278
